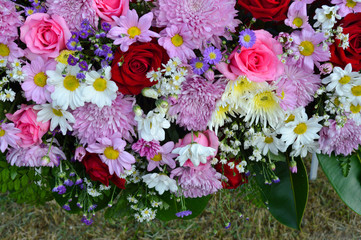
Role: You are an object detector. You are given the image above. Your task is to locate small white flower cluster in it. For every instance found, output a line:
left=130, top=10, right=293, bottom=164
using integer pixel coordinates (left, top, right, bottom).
left=127, top=194, right=163, bottom=223
left=83, top=177, right=112, bottom=197
left=134, top=207, right=157, bottom=223
left=6, top=60, right=26, bottom=82
left=119, top=165, right=141, bottom=183
left=313, top=5, right=341, bottom=30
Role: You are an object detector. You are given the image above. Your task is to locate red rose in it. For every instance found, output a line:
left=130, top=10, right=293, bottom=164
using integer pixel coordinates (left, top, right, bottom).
left=111, top=42, right=169, bottom=95
left=82, top=153, right=125, bottom=189
left=215, top=159, right=248, bottom=189
left=330, top=13, right=361, bottom=72
left=238, top=0, right=291, bottom=22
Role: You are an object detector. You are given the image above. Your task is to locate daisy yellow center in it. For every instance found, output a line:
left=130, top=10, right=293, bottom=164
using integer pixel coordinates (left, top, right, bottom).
left=293, top=17, right=303, bottom=28
left=171, top=34, right=184, bottom=47
left=243, top=34, right=251, bottom=43
left=346, top=0, right=357, bottom=8
left=27, top=9, right=34, bottom=15
left=209, top=52, right=216, bottom=60
left=350, top=104, right=361, bottom=114
left=104, top=147, right=119, bottom=160
left=285, top=114, right=295, bottom=123
left=294, top=123, right=307, bottom=135
left=264, top=136, right=274, bottom=144
left=352, top=86, right=361, bottom=96
left=56, top=50, right=76, bottom=65
left=0, top=44, right=10, bottom=57
left=299, top=41, right=314, bottom=56
left=127, top=26, right=141, bottom=39
left=152, top=153, right=162, bottom=162
left=52, top=108, right=63, bottom=117
left=34, top=72, right=47, bottom=87
left=93, top=78, right=107, bottom=92
left=0, top=129, right=5, bottom=137
left=334, top=97, right=341, bottom=106
left=325, top=12, right=334, bottom=19
left=63, top=75, right=79, bottom=91
left=254, top=91, right=278, bottom=110
left=195, top=62, right=203, bottom=69
left=339, top=75, right=351, bottom=84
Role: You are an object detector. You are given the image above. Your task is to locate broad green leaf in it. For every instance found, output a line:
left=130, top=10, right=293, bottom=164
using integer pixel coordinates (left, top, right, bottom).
left=10, top=168, right=18, bottom=180
left=0, top=160, right=8, bottom=168
left=2, top=168, right=9, bottom=182
left=14, top=179, right=20, bottom=191
left=253, top=157, right=308, bottom=230
left=318, top=153, right=361, bottom=215
left=21, top=175, right=29, bottom=187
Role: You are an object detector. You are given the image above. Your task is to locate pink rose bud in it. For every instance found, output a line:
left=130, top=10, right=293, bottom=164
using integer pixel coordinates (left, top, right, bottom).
left=204, top=69, right=215, bottom=81
left=75, top=146, right=86, bottom=162
left=319, top=63, right=333, bottom=75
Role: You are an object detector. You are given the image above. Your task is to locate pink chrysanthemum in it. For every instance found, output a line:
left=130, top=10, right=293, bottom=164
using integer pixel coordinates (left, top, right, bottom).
left=153, top=0, right=240, bottom=48
left=0, top=41, right=24, bottom=63
left=72, top=94, right=136, bottom=145
left=0, top=122, right=20, bottom=152
left=147, top=141, right=177, bottom=171
left=0, top=0, right=23, bottom=44
left=276, top=65, right=321, bottom=109
left=107, top=9, right=160, bottom=52
left=319, top=119, right=361, bottom=156
left=171, top=163, right=223, bottom=198
left=46, top=0, right=98, bottom=31
left=168, top=76, right=226, bottom=131
left=22, top=56, right=56, bottom=104
left=132, top=139, right=161, bottom=160
left=331, top=0, right=361, bottom=17
left=86, top=132, right=136, bottom=177
left=158, top=24, right=196, bottom=62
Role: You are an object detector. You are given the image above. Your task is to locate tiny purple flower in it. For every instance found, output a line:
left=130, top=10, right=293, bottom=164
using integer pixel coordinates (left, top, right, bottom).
left=78, top=61, right=88, bottom=71
left=203, top=46, right=222, bottom=65
left=75, top=178, right=83, bottom=185
left=102, top=22, right=111, bottom=32
left=67, top=39, right=79, bottom=50
left=190, top=58, right=209, bottom=75
left=81, top=19, right=90, bottom=30
left=289, top=160, right=297, bottom=173
left=64, top=179, right=74, bottom=187
left=57, top=185, right=67, bottom=195
left=67, top=55, right=78, bottom=66
left=225, top=222, right=231, bottom=229
left=88, top=204, right=97, bottom=212
left=63, top=204, right=71, bottom=211
left=79, top=30, right=89, bottom=39
left=239, top=29, right=256, bottom=49
left=77, top=203, right=83, bottom=208
left=175, top=210, right=192, bottom=218
left=70, top=31, right=79, bottom=40
left=81, top=216, right=94, bottom=225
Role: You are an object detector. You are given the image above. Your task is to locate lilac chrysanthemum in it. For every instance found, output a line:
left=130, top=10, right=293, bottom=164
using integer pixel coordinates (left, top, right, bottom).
left=132, top=139, right=161, bottom=160
left=153, top=0, right=240, bottom=47
left=319, top=119, right=361, bottom=156
left=72, top=94, right=136, bottom=145
left=238, top=29, right=256, bottom=48
left=0, top=122, right=20, bottom=152
left=168, top=76, right=226, bottom=131
left=0, top=0, right=23, bottom=43
left=46, top=0, right=98, bottom=31
left=276, top=65, right=321, bottom=110
left=171, top=164, right=223, bottom=198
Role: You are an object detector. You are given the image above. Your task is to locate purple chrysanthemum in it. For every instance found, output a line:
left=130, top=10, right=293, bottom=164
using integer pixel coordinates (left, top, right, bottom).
left=190, top=58, right=209, bottom=75
left=203, top=46, right=222, bottom=65
left=176, top=210, right=192, bottom=218
left=0, top=0, right=23, bottom=43
left=168, top=76, right=226, bottom=131
left=132, top=139, right=161, bottom=160
left=46, top=0, right=98, bottom=31
left=238, top=29, right=256, bottom=48
left=72, top=94, right=136, bottom=145
left=319, top=119, right=361, bottom=156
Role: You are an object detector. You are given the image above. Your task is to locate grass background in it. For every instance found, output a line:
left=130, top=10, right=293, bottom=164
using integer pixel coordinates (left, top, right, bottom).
left=1, top=165, right=361, bottom=240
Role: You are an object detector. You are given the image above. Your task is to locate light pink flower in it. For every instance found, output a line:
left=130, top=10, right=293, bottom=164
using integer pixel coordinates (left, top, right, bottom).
left=147, top=141, right=177, bottom=171
left=21, top=56, right=56, bottom=104
left=0, top=122, right=20, bottom=152
left=0, top=0, right=23, bottom=44
left=86, top=132, right=135, bottom=178
left=331, top=0, right=361, bottom=17
left=0, top=41, right=24, bottom=63
left=284, top=1, right=310, bottom=29
left=20, top=13, right=71, bottom=59
left=92, top=0, right=129, bottom=24
left=75, top=146, right=86, bottom=162
left=107, top=9, right=160, bottom=52
left=26, top=143, right=66, bottom=167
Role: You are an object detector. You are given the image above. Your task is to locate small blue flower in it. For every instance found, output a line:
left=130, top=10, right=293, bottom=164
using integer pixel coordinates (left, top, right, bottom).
left=62, top=204, right=71, bottom=211
left=78, top=61, right=88, bottom=71
left=81, top=19, right=91, bottom=30
left=79, top=30, right=89, bottom=39
left=239, top=29, right=256, bottom=49
left=175, top=210, right=192, bottom=218
left=67, top=55, right=78, bottom=66
left=64, top=179, right=74, bottom=187
left=66, top=39, right=79, bottom=51
left=203, top=46, right=222, bottom=65
left=102, top=22, right=111, bottom=32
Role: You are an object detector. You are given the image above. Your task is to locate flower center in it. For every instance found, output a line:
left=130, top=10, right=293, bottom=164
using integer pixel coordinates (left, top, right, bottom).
left=351, top=86, right=361, bottom=96
left=104, top=146, right=120, bottom=160
left=0, top=128, right=5, bottom=137
left=0, top=44, right=10, bottom=57
left=264, top=136, right=274, bottom=144
left=299, top=41, right=314, bottom=56
left=152, top=153, right=162, bottom=162
left=334, top=97, right=341, bottom=106
left=294, top=123, right=307, bottom=135
left=127, top=26, right=141, bottom=39
left=339, top=75, right=351, bottom=85
left=243, top=34, right=251, bottom=43
left=63, top=75, right=79, bottom=91
left=346, top=0, right=357, bottom=8
left=171, top=34, right=184, bottom=47
left=254, top=91, right=278, bottom=110
left=293, top=17, right=303, bottom=28
left=325, top=12, right=334, bottom=19
left=34, top=72, right=47, bottom=87
left=285, top=114, right=295, bottom=123
left=350, top=104, right=361, bottom=114
left=209, top=52, right=216, bottom=60
left=93, top=78, right=107, bottom=92
left=195, top=62, right=204, bottom=69
left=52, top=108, right=63, bottom=117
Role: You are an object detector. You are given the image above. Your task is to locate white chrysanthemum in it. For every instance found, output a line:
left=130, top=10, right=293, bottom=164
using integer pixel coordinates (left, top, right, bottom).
left=322, top=64, right=361, bottom=96
left=46, top=63, right=85, bottom=110
left=208, top=100, right=233, bottom=134
left=291, top=142, right=320, bottom=158
left=254, top=128, right=286, bottom=156
left=34, top=103, right=75, bottom=135
left=279, top=109, right=322, bottom=148
left=136, top=111, right=170, bottom=141
left=344, top=78, right=361, bottom=106
left=313, top=5, right=341, bottom=30
left=83, top=66, right=118, bottom=108
left=142, top=173, right=178, bottom=195
left=172, top=143, right=216, bottom=167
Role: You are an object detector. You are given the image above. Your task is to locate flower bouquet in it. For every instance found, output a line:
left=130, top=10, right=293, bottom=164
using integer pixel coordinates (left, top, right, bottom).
left=1, top=0, right=361, bottom=229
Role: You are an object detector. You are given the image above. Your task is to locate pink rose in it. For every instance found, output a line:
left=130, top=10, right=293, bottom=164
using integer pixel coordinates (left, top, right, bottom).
left=221, top=30, right=284, bottom=82
left=92, top=0, right=129, bottom=23
left=20, top=13, right=71, bottom=59
left=175, top=130, right=219, bottom=168
left=6, top=105, right=50, bottom=147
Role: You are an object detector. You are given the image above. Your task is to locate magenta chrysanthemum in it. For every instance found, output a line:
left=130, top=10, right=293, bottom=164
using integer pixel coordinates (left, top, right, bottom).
left=72, top=94, right=136, bottom=145
left=319, top=119, right=361, bottom=156
left=0, top=0, right=23, bottom=44
left=168, top=76, right=226, bottom=131
left=171, top=164, right=223, bottom=198
left=153, top=0, right=240, bottom=47
left=46, top=0, right=98, bottom=31
left=132, top=139, right=161, bottom=160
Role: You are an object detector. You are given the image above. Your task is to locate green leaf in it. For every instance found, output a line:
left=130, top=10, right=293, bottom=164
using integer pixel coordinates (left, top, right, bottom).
left=14, top=179, right=20, bottom=191
left=7, top=181, right=14, bottom=191
left=253, top=157, right=309, bottom=230
left=21, top=175, right=29, bottom=187
left=338, top=156, right=351, bottom=177
left=0, top=160, right=8, bottom=168
left=318, top=153, right=361, bottom=215
left=10, top=168, right=18, bottom=180
left=1, top=184, right=7, bottom=193
left=1, top=168, right=9, bottom=182
left=268, top=151, right=286, bottom=162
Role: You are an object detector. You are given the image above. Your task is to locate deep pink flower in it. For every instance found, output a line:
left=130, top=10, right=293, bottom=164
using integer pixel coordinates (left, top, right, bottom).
left=132, top=139, right=161, bottom=160
left=147, top=141, right=177, bottom=171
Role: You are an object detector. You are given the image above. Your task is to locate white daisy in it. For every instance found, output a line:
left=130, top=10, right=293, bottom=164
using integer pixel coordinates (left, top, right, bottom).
left=172, top=143, right=216, bottom=167
left=135, top=110, right=170, bottom=141
left=1, top=89, right=15, bottom=102
left=344, top=78, right=361, bottom=106
left=254, top=128, right=286, bottom=156
left=142, top=173, right=178, bottom=195
left=313, top=5, right=341, bottom=30
left=34, top=103, right=75, bottom=135
left=0, top=58, right=7, bottom=67
left=83, top=66, right=118, bottom=108
left=146, top=70, right=162, bottom=82
left=46, top=63, right=85, bottom=110
left=291, top=142, right=320, bottom=158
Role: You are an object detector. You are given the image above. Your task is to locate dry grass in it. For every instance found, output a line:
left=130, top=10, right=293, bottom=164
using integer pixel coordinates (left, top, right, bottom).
left=1, top=166, right=361, bottom=240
